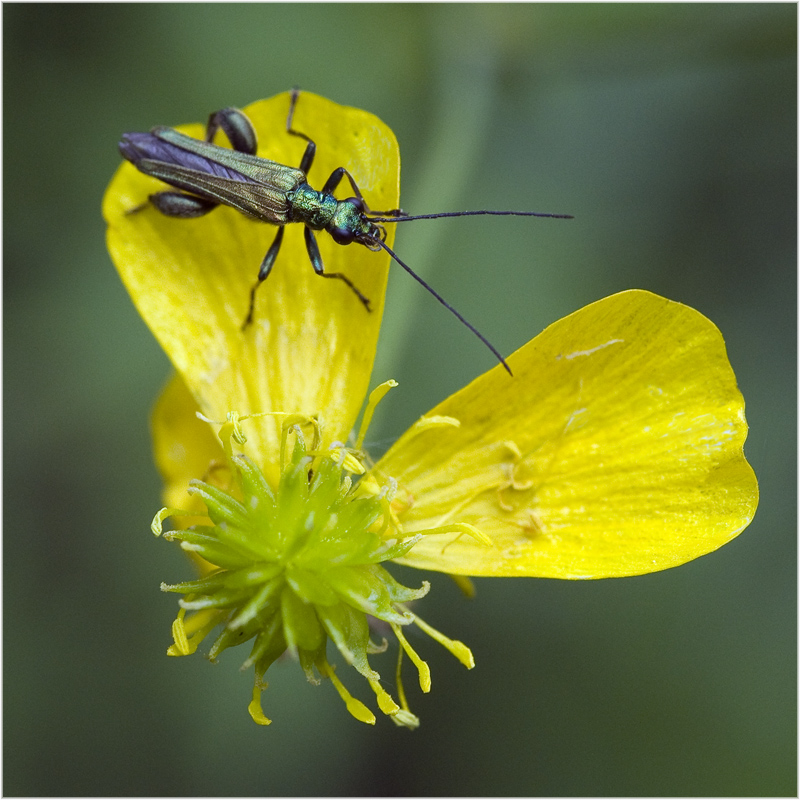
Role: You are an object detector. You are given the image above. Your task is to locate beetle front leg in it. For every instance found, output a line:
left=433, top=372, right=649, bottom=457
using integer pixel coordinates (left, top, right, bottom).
left=284, top=89, right=316, bottom=174
left=320, top=167, right=404, bottom=217
left=304, top=227, right=371, bottom=311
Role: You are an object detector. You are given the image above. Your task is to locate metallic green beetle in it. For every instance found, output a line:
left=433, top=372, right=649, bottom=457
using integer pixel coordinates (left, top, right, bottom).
left=119, top=89, right=572, bottom=375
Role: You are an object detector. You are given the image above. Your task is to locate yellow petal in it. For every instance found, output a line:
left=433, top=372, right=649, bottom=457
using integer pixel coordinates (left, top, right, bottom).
left=150, top=372, right=222, bottom=512
left=378, top=290, right=758, bottom=579
left=151, top=373, right=226, bottom=580
left=104, top=92, right=399, bottom=483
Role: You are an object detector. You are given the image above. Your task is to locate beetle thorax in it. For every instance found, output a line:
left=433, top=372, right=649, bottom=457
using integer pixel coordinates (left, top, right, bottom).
left=287, top=184, right=338, bottom=230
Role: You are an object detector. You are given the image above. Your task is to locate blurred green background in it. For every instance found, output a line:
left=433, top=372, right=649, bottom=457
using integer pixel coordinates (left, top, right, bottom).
left=4, top=4, right=795, bottom=796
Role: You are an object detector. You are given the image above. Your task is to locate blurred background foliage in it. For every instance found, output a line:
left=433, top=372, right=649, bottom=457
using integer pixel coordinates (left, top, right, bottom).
left=4, top=4, right=795, bottom=796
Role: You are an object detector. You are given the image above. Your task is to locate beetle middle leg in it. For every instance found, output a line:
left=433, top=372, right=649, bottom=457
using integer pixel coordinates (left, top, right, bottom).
left=242, top=228, right=286, bottom=330
left=242, top=225, right=371, bottom=329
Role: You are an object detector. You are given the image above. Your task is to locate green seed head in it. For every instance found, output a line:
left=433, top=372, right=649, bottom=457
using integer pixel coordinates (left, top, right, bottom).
left=155, top=421, right=469, bottom=727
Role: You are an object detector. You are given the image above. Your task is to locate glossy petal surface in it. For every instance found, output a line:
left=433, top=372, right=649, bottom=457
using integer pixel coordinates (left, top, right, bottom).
left=378, top=291, right=758, bottom=578
left=151, top=373, right=220, bottom=512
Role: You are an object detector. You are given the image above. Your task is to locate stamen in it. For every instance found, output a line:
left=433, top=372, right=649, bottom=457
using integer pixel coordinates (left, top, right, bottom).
left=386, top=413, right=460, bottom=449
left=378, top=476, right=397, bottom=502
left=412, top=612, right=475, bottom=669
left=182, top=607, right=221, bottom=636
left=169, top=609, right=190, bottom=654
left=156, top=397, right=475, bottom=728
left=211, top=409, right=314, bottom=462
left=411, top=415, right=461, bottom=434
left=390, top=709, right=421, bottom=729
left=280, top=419, right=319, bottom=471
left=450, top=574, right=476, bottom=598
left=151, top=506, right=200, bottom=535
left=367, top=637, right=389, bottom=654
left=413, top=521, right=493, bottom=547
left=367, top=676, right=400, bottom=715
left=391, top=623, right=431, bottom=692
left=356, top=380, right=398, bottom=450
left=324, top=445, right=366, bottom=475
left=395, top=644, right=409, bottom=710
left=167, top=607, right=220, bottom=656
left=382, top=652, right=422, bottom=729
left=227, top=412, right=249, bottom=446
left=247, top=680, right=272, bottom=726
left=318, top=661, right=376, bottom=725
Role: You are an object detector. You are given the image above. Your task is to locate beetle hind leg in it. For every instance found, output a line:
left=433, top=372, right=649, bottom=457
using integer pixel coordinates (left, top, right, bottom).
left=148, top=191, right=218, bottom=218
left=206, top=107, right=258, bottom=155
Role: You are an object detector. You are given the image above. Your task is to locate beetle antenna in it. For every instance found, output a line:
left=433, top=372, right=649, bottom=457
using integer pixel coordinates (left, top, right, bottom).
left=371, top=238, right=512, bottom=376
left=369, top=210, right=573, bottom=223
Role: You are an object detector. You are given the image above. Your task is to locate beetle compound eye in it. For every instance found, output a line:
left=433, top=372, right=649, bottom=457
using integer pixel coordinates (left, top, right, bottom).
left=331, top=227, right=355, bottom=245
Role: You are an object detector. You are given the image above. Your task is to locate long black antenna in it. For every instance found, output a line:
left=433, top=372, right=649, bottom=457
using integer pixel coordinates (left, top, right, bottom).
left=371, top=238, right=513, bottom=376
left=369, top=210, right=573, bottom=223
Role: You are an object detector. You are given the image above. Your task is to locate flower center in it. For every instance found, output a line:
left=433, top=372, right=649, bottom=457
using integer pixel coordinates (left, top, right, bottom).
left=152, top=393, right=473, bottom=728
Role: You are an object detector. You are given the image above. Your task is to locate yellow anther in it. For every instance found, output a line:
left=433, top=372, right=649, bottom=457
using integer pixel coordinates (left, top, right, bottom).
left=247, top=682, right=272, bottom=726
left=390, top=709, right=420, bottom=729
left=151, top=507, right=171, bottom=536
left=354, top=474, right=382, bottom=497
left=319, top=661, right=376, bottom=725
left=167, top=608, right=220, bottom=656
left=367, top=677, right=400, bottom=715
left=150, top=506, right=199, bottom=536
left=200, top=408, right=323, bottom=464
left=278, top=415, right=320, bottom=469
left=449, top=574, right=476, bottom=598
left=217, top=413, right=247, bottom=461
left=227, top=411, right=248, bottom=445
left=412, top=613, right=475, bottom=669
left=501, top=439, right=523, bottom=460
left=325, top=447, right=366, bottom=474
left=182, top=608, right=220, bottom=636
left=168, top=610, right=190, bottom=655
left=391, top=622, right=431, bottom=692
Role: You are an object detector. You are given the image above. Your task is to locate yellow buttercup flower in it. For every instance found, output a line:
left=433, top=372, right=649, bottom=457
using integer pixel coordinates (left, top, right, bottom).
left=103, top=91, right=758, bottom=728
